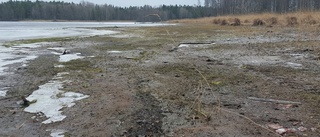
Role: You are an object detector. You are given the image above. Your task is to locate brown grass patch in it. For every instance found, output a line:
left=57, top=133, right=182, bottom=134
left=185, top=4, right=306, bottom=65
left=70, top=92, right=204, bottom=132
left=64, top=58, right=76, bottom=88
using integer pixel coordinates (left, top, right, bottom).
left=287, top=17, right=298, bottom=26
left=168, top=11, right=320, bottom=28
left=266, top=17, right=278, bottom=25
left=301, top=15, right=317, bottom=25
left=220, top=19, right=229, bottom=25
left=252, top=19, right=265, bottom=26
left=230, top=18, right=241, bottom=26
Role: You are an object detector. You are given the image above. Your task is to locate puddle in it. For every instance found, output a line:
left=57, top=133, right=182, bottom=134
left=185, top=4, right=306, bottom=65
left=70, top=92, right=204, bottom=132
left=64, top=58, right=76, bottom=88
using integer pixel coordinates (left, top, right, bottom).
left=24, top=72, right=89, bottom=124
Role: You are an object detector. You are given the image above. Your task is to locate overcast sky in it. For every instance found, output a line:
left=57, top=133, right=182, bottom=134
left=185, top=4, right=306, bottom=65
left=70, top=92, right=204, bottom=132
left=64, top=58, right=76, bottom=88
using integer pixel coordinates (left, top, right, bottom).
left=0, top=0, right=200, bottom=7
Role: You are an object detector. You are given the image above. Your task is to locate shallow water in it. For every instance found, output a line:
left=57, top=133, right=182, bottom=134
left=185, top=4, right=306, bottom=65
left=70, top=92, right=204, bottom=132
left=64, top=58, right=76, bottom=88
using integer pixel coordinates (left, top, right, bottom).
left=0, top=21, right=166, bottom=79
left=0, top=21, right=165, bottom=43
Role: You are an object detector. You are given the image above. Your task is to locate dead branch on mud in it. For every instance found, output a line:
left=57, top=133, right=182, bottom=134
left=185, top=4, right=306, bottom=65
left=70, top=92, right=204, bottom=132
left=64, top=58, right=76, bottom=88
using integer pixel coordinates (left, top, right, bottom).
left=248, top=97, right=302, bottom=104
left=192, top=65, right=282, bottom=137
left=220, top=108, right=282, bottom=137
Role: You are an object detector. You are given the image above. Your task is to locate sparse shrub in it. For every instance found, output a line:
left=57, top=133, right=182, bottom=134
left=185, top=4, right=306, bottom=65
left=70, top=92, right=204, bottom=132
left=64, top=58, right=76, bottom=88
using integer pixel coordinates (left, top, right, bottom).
left=287, top=17, right=298, bottom=26
left=301, top=15, right=317, bottom=25
left=231, top=18, right=241, bottom=26
left=220, top=19, right=228, bottom=25
left=252, top=19, right=265, bottom=26
left=213, top=18, right=221, bottom=24
left=244, top=20, right=250, bottom=23
left=266, top=17, right=278, bottom=25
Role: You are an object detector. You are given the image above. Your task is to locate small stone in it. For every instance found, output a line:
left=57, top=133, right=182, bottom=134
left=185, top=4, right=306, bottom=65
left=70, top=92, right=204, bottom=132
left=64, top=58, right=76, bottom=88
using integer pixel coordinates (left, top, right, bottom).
left=287, top=128, right=297, bottom=133
left=276, top=128, right=287, bottom=135
left=298, top=126, right=308, bottom=132
left=310, top=128, right=317, bottom=132
left=267, top=123, right=283, bottom=130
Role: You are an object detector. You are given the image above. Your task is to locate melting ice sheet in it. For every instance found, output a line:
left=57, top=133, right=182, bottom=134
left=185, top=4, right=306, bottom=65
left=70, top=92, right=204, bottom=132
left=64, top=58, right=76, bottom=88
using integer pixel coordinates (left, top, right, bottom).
left=47, top=129, right=66, bottom=137
left=0, top=46, right=38, bottom=74
left=0, top=89, right=7, bottom=97
left=24, top=72, right=89, bottom=124
left=59, top=53, right=84, bottom=62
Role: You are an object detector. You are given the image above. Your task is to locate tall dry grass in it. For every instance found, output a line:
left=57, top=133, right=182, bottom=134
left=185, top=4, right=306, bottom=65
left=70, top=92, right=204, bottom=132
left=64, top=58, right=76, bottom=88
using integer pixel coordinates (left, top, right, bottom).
left=170, top=11, right=320, bottom=27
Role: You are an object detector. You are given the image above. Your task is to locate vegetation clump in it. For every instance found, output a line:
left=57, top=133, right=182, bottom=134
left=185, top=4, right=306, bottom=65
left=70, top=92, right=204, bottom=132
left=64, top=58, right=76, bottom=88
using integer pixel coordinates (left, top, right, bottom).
left=220, top=19, right=229, bottom=25
left=230, top=18, right=241, bottom=26
left=252, top=19, right=265, bottom=26
left=287, top=16, right=298, bottom=26
left=266, top=17, right=278, bottom=25
left=301, top=15, right=317, bottom=25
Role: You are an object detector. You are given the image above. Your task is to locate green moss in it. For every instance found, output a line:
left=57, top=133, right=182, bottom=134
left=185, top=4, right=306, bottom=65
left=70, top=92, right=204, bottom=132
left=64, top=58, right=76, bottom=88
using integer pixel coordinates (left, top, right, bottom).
left=62, top=60, right=102, bottom=73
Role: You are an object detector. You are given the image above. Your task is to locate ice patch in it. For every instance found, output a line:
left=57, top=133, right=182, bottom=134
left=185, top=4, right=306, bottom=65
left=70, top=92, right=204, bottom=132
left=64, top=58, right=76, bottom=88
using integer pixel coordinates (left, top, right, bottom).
left=178, top=43, right=216, bottom=48
left=178, top=44, right=190, bottom=48
left=59, top=53, right=84, bottom=62
left=0, top=46, right=38, bottom=75
left=12, top=42, right=50, bottom=49
left=48, top=47, right=66, bottom=52
left=0, top=89, right=7, bottom=97
left=47, top=129, right=66, bottom=137
left=24, top=72, right=89, bottom=124
left=54, top=65, right=65, bottom=68
left=286, top=62, right=302, bottom=68
left=236, top=56, right=281, bottom=65
left=108, top=50, right=123, bottom=53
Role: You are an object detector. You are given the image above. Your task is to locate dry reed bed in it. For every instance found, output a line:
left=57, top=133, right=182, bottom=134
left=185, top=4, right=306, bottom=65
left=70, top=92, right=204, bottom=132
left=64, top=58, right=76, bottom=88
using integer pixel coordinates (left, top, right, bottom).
left=170, top=11, right=320, bottom=27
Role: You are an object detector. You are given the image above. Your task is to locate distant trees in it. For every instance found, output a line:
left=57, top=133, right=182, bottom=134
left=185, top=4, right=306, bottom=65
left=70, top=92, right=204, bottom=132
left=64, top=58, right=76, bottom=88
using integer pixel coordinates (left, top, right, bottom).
left=0, top=0, right=319, bottom=21
left=204, top=0, right=320, bottom=15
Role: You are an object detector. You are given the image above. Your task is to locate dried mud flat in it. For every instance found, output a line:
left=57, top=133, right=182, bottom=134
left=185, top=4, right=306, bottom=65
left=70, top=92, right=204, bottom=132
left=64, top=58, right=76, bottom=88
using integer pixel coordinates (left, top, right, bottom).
left=0, top=24, right=320, bottom=137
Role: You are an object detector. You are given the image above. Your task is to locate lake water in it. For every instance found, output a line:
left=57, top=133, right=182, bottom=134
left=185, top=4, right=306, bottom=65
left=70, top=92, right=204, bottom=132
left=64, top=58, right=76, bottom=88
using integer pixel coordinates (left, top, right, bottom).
left=0, top=21, right=166, bottom=96
left=0, top=21, right=165, bottom=43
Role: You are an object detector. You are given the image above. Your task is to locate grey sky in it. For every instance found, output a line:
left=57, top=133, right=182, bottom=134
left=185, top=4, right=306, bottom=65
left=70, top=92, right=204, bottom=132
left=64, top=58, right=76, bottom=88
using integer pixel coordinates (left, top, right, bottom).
left=0, top=0, right=199, bottom=7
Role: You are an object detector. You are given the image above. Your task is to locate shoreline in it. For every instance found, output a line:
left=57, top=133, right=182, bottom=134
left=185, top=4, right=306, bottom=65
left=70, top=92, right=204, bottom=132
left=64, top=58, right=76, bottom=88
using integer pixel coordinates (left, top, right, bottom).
left=0, top=23, right=319, bottom=136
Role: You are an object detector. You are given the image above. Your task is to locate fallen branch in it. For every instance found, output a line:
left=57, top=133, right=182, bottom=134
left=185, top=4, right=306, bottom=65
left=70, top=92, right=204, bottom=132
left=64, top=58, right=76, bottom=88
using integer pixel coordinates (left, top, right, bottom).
left=248, top=97, right=302, bottom=105
left=17, top=120, right=26, bottom=129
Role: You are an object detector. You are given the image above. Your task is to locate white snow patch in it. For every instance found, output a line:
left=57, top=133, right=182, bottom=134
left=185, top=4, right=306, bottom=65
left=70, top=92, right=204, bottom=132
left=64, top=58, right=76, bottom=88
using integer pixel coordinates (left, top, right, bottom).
left=54, top=65, right=65, bottom=68
left=24, top=72, right=89, bottom=124
left=48, top=47, right=66, bottom=52
left=12, top=42, right=51, bottom=49
left=286, top=62, right=303, bottom=68
left=59, top=53, right=84, bottom=62
left=178, top=43, right=216, bottom=48
left=0, top=48, right=38, bottom=74
left=108, top=50, right=123, bottom=53
left=237, top=56, right=281, bottom=65
left=178, top=44, right=190, bottom=48
left=47, top=129, right=66, bottom=137
left=0, top=89, right=7, bottom=97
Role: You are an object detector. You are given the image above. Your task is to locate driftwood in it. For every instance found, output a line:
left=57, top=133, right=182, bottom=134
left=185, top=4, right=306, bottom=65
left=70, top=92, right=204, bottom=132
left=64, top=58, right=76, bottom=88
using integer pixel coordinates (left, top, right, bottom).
left=248, top=97, right=302, bottom=105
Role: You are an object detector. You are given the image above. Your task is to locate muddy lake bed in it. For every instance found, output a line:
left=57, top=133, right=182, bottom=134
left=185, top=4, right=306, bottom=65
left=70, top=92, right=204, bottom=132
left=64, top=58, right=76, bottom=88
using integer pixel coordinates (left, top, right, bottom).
left=0, top=22, right=319, bottom=136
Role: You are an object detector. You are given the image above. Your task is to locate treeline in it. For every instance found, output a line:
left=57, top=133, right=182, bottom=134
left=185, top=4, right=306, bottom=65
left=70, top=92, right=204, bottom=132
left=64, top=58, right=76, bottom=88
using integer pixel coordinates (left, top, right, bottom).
left=0, top=0, right=207, bottom=21
left=204, top=0, right=320, bottom=15
left=0, top=0, right=320, bottom=21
